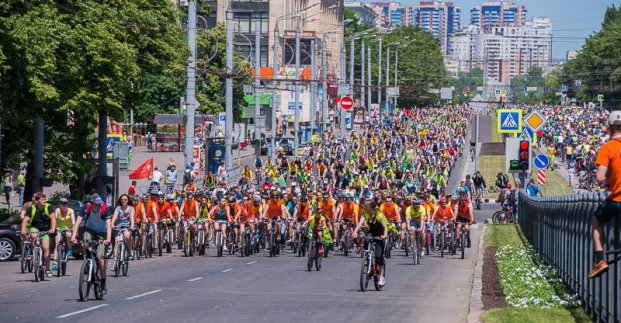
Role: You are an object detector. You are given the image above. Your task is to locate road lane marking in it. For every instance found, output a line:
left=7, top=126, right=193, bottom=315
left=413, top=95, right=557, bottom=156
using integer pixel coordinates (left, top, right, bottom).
left=221, top=269, right=233, bottom=273
left=187, top=277, right=203, bottom=282
left=57, top=304, right=109, bottom=318
left=246, top=261, right=257, bottom=265
left=124, top=289, right=162, bottom=300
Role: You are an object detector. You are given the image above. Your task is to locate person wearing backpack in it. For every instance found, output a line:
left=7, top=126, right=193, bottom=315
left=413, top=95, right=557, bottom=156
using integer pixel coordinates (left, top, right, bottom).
left=71, top=194, right=112, bottom=294
left=526, top=179, right=539, bottom=197
left=21, top=192, right=56, bottom=277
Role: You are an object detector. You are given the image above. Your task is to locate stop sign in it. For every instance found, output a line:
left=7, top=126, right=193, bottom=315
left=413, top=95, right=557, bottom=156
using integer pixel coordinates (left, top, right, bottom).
left=340, top=96, right=353, bottom=110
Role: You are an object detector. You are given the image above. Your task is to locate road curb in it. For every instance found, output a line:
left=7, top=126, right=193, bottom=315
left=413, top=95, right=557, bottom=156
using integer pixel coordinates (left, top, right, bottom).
left=468, top=224, right=487, bottom=323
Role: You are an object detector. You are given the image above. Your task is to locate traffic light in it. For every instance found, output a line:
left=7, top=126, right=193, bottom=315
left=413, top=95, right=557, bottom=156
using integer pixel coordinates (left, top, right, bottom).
left=518, top=140, right=530, bottom=171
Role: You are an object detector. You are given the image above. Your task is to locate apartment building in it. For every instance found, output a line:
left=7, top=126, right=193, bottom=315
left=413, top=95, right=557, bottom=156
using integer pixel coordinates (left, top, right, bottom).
left=470, top=1, right=527, bottom=31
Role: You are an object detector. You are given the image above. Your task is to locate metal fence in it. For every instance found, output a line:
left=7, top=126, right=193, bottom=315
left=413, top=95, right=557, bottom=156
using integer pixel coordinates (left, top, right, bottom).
left=518, top=191, right=620, bottom=323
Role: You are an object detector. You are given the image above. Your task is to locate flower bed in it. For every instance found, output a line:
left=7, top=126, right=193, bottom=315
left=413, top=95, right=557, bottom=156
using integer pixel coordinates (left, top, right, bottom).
left=495, top=244, right=580, bottom=309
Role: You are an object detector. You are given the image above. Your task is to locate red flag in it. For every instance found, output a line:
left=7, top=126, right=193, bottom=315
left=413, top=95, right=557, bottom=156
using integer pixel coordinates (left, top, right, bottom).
left=129, top=158, right=153, bottom=180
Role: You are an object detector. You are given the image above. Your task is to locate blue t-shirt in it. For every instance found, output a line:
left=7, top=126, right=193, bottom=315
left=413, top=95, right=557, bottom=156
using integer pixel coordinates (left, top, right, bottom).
left=80, top=204, right=112, bottom=234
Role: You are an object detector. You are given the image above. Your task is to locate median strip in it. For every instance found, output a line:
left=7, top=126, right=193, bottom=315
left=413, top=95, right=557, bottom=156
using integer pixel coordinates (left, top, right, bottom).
left=57, top=304, right=109, bottom=318
left=124, top=289, right=162, bottom=300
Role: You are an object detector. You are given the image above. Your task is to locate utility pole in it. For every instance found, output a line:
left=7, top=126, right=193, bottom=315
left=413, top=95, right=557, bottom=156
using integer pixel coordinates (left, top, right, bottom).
left=367, top=44, right=371, bottom=120
left=310, top=39, right=317, bottom=133
left=184, top=0, right=199, bottom=168
left=321, top=36, right=328, bottom=132
left=294, top=18, right=300, bottom=157
left=385, top=46, right=390, bottom=114
left=349, top=38, right=355, bottom=88
left=378, top=36, right=382, bottom=120
left=225, top=10, right=233, bottom=170
left=394, top=49, right=398, bottom=111
left=271, top=26, right=279, bottom=159
left=254, top=21, right=261, bottom=144
left=361, top=40, right=365, bottom=123
left=340, top=41, right=346, bottom=139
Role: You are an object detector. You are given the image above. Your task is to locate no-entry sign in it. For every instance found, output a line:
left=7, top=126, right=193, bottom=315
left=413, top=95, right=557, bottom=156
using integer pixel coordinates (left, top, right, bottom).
left=340, top=96, right=353, bottom=110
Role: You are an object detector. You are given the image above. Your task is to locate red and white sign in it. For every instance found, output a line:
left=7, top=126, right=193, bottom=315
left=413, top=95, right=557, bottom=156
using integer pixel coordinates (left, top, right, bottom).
left=537, top=169, right=546, bottom=185
left=193, top=145, right=201, bottom=177
left=340, top=96, right=354, bottom=110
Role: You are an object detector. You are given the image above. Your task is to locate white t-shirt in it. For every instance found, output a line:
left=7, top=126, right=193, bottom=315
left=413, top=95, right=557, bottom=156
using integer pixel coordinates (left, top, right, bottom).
left=152, top=170, right=163, bottom=183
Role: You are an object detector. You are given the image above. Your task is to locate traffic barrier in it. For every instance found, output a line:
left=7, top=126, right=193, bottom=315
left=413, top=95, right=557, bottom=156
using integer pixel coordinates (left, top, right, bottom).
left=518, top=191, right=620, bottom=322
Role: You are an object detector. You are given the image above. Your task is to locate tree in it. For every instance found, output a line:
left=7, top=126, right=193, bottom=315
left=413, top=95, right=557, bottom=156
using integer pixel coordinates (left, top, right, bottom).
left=452, top=68, right=483, bottom=104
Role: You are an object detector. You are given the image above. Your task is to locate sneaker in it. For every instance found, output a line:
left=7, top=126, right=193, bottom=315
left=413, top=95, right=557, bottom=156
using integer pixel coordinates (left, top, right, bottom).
left=129, top=255, right=134, bottom=261
left=67, top=249, right=73, bottom=257
left=378, top=276, right=386, bottom=287
left=588, top=260, right=609, bottom=279
left=317, top=246, right=323, bottom=255
left=51, top=261, right=57, bottom=270
left=223, top=245, right=228, bottom=251
left=100, top=280, right=107, bottom=295
left=467, top=238, right=471, bottom=248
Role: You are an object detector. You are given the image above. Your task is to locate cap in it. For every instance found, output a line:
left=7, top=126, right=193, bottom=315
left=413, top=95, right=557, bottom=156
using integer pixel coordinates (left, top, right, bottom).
left=507, top=183, right=512, bottom=188
left=90, top=194, right=103, bottom=205
left=609, top=110, right=621, bottom=125
left=59, top=198, right=69, bottom=203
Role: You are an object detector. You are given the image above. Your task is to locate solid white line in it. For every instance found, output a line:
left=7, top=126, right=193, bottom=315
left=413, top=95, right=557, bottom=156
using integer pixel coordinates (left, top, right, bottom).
left=186, top=277, right=203, bottom=282
left=246, top=261, right=257, bottom=265
left=221, top=269, right=233, bottom=273
left=57, top=304, right=109, bottom=318
left=124, top=289, right=162, bottom=300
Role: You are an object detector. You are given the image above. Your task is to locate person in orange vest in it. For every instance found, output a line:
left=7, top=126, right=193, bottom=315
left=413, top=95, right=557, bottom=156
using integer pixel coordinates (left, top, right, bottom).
left=336, top=191, right=356, bottom=250
left=317, top=191, right=336, bottom=249
left=180, top=191, right=199, bottom=242
left=292, top=195, right=312, bottom=241
left=454, top=194, right=475, bottom=248
left=262, top=190, right=287, bottom=245
left=240, top=194, right=262, bottom=243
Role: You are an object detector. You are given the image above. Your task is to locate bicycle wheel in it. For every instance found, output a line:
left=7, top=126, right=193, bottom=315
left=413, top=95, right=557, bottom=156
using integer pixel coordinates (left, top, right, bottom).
left=307, top=241, right=313, bottom=271
left=114, top=244, right=121, bottom=278
left=79, top=261, right=91, bottom=302
left=33, top=249, right=40, bottom=282
left=56, top=245, right=64, bottom=277
left=460, top=231, right=466, bottom=260
left=385, top=235, right=392, bottom=259
left=216, top=232, right=223, bottom=257
left=157, top=234, right=162, bottom=257
left=61, top=260, right=67, bottom=276
left=476, top=198, right=481, bottom=210
left=359, top=256, right=370, bottom=292
left=315, top=246, right=322, bottom=271
left=122, top=249, right=129, bottom=276
left=177, top=227, right=183, bottom=250
left=94, top=275, right=103, bottom=300
left=440, top=233, right=445, bottom=258
left=190, top=239, right=195, bottom=257
left=134, top=237, right=142, bottom=260
left=492, top=211, right=504, bottom=224
left=404, top=233, right=409, bottom=258
left=450, top=233, right=456, bottom=255
left=343, top=232, right=349, bottom=257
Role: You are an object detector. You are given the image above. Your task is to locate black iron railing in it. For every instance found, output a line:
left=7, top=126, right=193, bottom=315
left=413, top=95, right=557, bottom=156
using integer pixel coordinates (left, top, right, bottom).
left=518, top=191, right=620, bottom=323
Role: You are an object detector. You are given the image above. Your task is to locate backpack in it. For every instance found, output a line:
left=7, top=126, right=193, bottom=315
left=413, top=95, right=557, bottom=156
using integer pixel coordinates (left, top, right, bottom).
left=183, top=170, right=192, bottom=184
left=84, top=203, right=108, bottom=221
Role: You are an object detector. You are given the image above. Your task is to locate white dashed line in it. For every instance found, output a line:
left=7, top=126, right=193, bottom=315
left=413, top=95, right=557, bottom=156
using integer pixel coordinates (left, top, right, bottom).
left=57, top=304, right=109, bottom=318
left=246, top=261, right=257, bottom=265
left=187, top=277, right=203, bottom=282
left=124, top=289, right=162, bottom=300
left=221, top=269, right=233, bottom=273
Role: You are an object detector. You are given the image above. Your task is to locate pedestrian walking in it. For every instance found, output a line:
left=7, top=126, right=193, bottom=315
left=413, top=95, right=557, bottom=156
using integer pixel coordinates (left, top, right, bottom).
left=165, top=164, right=177, bottom=194
left=3, top=171, right=13, bottom=208
left=17, top=171, right=25, bottom=207
left=217, top=161, right=227, bottom=184
left=151, top=167, right=163, bottom=192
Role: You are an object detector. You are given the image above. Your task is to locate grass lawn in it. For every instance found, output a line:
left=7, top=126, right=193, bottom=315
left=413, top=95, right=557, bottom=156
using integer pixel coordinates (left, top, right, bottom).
left=481, top=307, right=591, bottom=323
left=491, top=115, right=503, bottom=143
left=484, top=224, right=522, bottom=248
left=481, top=224, right=590, bottom=323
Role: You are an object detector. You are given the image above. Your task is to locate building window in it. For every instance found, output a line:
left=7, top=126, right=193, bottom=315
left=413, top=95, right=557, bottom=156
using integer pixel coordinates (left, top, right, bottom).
left=233, top=12, right=269, bottom=34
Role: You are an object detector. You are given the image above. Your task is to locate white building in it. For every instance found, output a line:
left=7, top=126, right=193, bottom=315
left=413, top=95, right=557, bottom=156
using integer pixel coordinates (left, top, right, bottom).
left=447, top=17, right=552, bottom=85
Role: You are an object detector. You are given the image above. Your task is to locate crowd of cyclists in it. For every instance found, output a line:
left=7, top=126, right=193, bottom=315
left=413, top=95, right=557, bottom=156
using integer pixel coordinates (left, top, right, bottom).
left=18, top=105, right=482, bottom=296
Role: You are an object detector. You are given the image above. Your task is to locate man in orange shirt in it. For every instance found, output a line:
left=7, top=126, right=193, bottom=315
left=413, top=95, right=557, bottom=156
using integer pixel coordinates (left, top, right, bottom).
left=336, top=192, right=356, bottom=250
left=381, top=196, right=401, bottom=241
left=262, top=191, right=287, bottom=244
left=317, top=192, right=336, bottom=247
left=180, top=191, right=199, bottom=242
left=590, top=111, right=621, bottom=278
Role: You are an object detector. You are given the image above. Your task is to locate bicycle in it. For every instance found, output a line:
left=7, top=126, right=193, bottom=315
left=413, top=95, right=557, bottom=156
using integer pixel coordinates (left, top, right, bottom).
left=295, top=223, right=307, bottom=257
left=307, top=231, right=323, bottom=271
left=214, top=222, right=224, bottom=257
left=410, top=227, right=423, bottom=265
left=226, top=223, right=236, bottom=256
left=195, top=221, right=206, bottom=256
left=78, top=239, right=105, bottom=301
left=493, top=205, right=515, bottom=224
left=181, top=220, right=194, bottom=257
left=267, top=219, right=281, bottom=257
left=20, top=233, right=34, bottom=274
left=164, top=220, right=175, bottom=254
left=340, top=221, right=355, bottom=257
left=31, top=232, right=47, bottom=282
left=56, top=229, right=70, bottom=277
left=143, top=220, right=154, bottom=258
left=459, top=225, right=467, bottom=260
left=156, top=221, right=164, bottom=256
left=176, top=220, right=184, bottom=250
left=359, top=234, right=384, bottom=292
left=239, top=223, right=251, bottom=257
left=113, top=229, right=130, bottom=277
left=132, top=227, right=142, bottom=260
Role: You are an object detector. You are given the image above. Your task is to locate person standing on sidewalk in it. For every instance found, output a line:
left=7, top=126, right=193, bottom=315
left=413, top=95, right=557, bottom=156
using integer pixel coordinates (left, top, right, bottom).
left=165, top=164, right=177, bottom=194
left=3, top=171, right=13, bottom=208
left=17, top=171, right=25, bottom=207
left=589, top=110, right=621, bottom=278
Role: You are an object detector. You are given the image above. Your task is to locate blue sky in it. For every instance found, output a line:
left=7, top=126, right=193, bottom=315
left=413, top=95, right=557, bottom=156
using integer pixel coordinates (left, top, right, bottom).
left=399, top=0, right=619, bottom=59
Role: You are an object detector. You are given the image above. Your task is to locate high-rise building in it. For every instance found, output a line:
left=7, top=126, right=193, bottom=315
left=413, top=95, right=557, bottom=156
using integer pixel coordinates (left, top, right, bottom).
left=344, top=1, right=380, bottom=27
left=470, top=1, right=526, bottom=31
left=447, top=17, right=552, bottom=85
left=411, top=1, right=461, bottom=55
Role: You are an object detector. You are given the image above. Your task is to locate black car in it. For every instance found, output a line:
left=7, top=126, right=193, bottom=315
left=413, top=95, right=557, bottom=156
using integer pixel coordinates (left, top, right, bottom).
left=0, top=209, right=21, bottom=261
left=259, top=137, right=297, bottom=156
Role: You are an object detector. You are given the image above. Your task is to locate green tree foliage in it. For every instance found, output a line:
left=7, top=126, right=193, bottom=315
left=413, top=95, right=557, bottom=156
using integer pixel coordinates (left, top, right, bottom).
left=564, top=5, right=621, bottom=105
left=0, top=0, right=187, bottom=192
left=452, top=68, right=483, bottom=104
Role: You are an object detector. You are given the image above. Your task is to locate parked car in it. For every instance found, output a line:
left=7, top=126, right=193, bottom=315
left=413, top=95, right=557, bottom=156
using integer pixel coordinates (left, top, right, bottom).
left=0, top=209, right=21, bottom=261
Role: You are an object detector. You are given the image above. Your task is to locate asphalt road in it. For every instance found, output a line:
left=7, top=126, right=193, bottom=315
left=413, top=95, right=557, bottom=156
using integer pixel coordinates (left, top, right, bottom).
left=0, top=204, right=494, bottom=323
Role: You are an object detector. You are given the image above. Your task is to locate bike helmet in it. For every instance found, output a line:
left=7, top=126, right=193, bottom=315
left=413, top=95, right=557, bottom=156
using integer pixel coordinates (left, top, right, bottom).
left=507, top=183, right=512, bottom=189
left=300, top=195, right=308, bottom=202
left=345, top=191, right=354, bottom=199
left=439, top=197, right=447, bottom=203
left=253, top=195, right=262, bottom=202
left=228, top=196, right=236, bottom=203
left=157, top=191, right=164, bottom=198
left=165, top=194, right=174, bottom=201
left=452, top=194, right=459, bottom=201
left=142, top=193, right=149, bottom=200
left=413, top=197, right=422, bottom=204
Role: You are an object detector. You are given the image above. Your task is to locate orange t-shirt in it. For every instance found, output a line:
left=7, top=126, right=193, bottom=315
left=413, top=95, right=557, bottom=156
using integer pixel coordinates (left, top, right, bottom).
left=155, top=202, right=172, bottom=221
left=319, top=200, right=335, bottom=221
left=266, top=200, right=283, bottom=219
left=433, top=205, right=452, bottom=222
left=596, top=139, right=621, bottom=202
left=134, top=202, right=144, bottom=221
left=182, top=200, right=198, bottom=219
left=146, top=198, right=157, bottom=222
left=340, top=201, right=355, bottom=221
left=381, top=202, right=399, bottom=221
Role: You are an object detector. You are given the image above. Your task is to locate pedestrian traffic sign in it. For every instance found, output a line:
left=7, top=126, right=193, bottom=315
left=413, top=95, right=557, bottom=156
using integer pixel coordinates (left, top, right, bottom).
left=524, top=111, right=547, bottom=132
left=497, top=109, right=522, bottom=133
left=533, top=154, right=549, bottom=169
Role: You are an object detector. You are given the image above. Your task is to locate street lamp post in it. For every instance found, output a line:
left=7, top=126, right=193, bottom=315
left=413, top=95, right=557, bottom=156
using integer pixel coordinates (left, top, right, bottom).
left=367, top=44, right=371, bottom=120
left=254, top=21, right=261, bottom=144
left=385, top=46, right=390, bottom=115
left=378, top=36, right=382, bottom=121
left=225, top=10, right=234, bottom=171
left=294, top=18, right=301, bottom=157
left=361, top=40, right=365, bottom=124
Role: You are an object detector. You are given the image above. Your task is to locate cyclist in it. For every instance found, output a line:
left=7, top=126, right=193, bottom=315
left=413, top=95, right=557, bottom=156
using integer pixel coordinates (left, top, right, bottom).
left=352, top=200, right=388, bottom=287
left=432, top=197, right=454, bottom=251
left=317, top=192, right=337, bottom=248
left=71, top=194, right=111, bottom=293
left=262, top=190, right=287, bottom=246
left=152, top=193, right=172, bottom=251
left=21, top=192, right=56, bottom=278
left=405, top=197, right=428, bottom=254
left=302, top=208, right=327, bottom=255
left=238, top=194, right=259, bottom=243
left=179, top=191, right=199, bottom=243
left=228, top=196, right=243, bottom=249
left=381, top=195, right=402, bottom=243
left=55, top=198, right=75, bottom=260
left=111, top=194, right=135, bottom=262
left=209, top=197, right=231, bottom=251
left=336, top=191, right=356, bottom=249
left=454, top=194, right=474, bottom=248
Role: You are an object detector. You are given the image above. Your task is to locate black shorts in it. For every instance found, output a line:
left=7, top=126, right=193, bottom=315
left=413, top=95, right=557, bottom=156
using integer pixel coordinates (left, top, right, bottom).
left=456, top=217, right=471, bottom=224
left=594, top=200, right=621, bottom=223
left=364, top=238, right=385, bottom=266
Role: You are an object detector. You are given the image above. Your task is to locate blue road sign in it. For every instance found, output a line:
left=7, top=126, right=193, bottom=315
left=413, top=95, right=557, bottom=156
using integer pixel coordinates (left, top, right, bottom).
left=533, top=154, right=549, bottom=169
left=562, top=85, right=569, bottom=92
left=499, top=110, right=521, bottom=132
left=521, top=87, right=527, bottom=93
left=544, top=86, right=549, bottom=92
left=516, top=126, right=533, bottom=139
